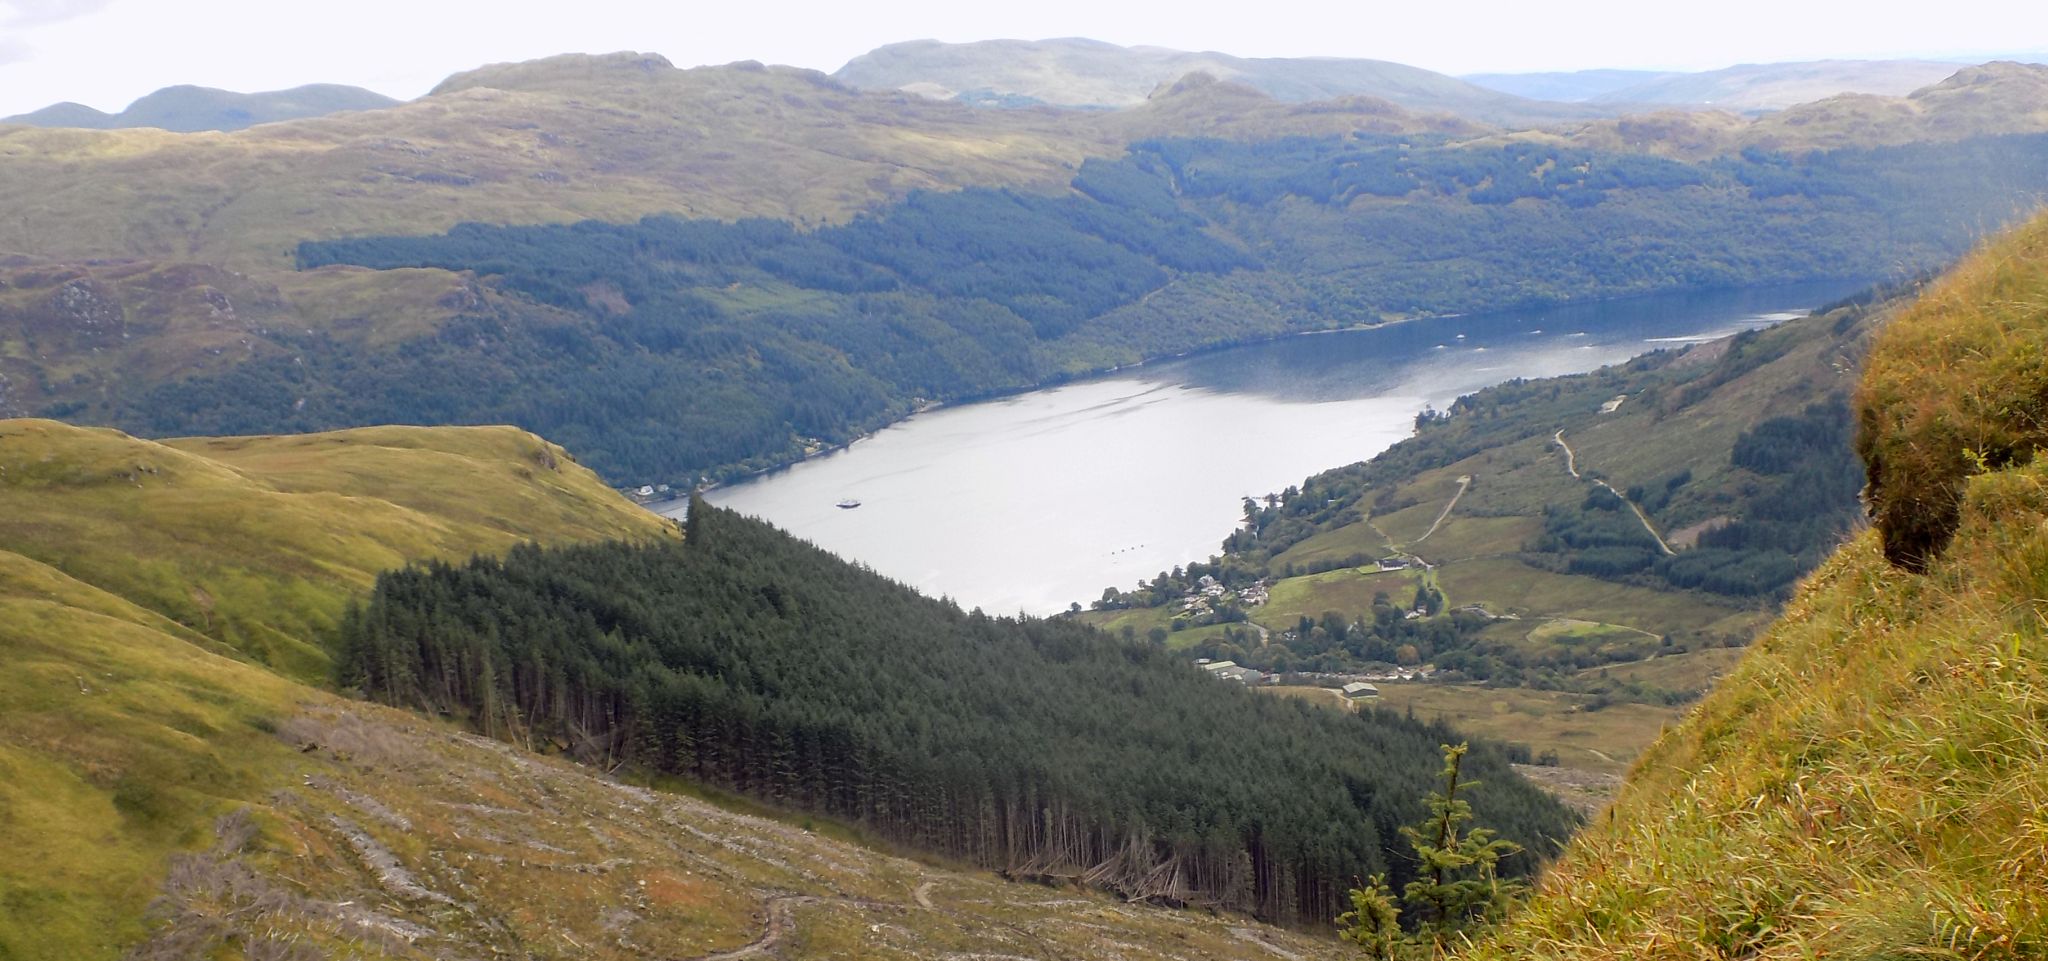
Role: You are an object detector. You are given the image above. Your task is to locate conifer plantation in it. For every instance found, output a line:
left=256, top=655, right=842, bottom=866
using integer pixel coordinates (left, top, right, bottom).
left=336, top=501, right=1574, bottom=922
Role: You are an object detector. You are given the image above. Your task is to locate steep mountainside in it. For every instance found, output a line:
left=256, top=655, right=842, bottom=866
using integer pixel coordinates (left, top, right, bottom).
left=1461, top=211, right=2048, bottom=958
left=3, top=83, right=401, bottom=132
left=833, top=38, right=1604, bottom=124
left=0, top=419, right=1383, bottom=961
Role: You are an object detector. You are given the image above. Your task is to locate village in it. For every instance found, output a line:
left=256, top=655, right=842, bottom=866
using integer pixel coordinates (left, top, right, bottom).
left=1179, top=566, right=1452, bottom=697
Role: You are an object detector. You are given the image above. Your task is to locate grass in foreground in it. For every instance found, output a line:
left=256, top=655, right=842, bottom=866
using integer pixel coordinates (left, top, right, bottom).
left=1464, top=209, right=2048, bottom=960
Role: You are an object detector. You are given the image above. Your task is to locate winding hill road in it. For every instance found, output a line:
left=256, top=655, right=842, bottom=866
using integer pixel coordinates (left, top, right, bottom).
left=1553, top=430, right=1675, bottom=556
left=1413, top=474, right=1472, bottom=545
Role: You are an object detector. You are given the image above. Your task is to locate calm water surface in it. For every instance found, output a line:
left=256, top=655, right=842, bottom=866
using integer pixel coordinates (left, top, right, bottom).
left=681, top=281, right=1867, bottom=614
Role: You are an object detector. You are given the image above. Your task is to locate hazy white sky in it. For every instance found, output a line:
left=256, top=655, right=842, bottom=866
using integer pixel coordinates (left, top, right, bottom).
left=1, top=0, right=2043, bottom=116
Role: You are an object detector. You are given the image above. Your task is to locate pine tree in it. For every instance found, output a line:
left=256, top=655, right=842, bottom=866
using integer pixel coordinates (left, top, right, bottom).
left=1401, top=742, right=1524, bottom=949
left=1339, top=742, right=1525, bottom=957
left=1336, top=876, right=1402, bottom=960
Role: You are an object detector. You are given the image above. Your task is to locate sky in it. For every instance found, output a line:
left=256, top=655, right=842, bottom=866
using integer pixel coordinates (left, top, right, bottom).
left=1, top=0, right=2044, bottom=116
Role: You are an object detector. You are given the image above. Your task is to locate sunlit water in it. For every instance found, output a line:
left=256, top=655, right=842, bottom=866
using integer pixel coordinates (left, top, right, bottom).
left=678, top=281, right=1867, bottom=614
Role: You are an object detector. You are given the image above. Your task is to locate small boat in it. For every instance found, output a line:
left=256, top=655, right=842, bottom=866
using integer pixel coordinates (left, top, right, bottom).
left=836, top=499, right=862, bottom=509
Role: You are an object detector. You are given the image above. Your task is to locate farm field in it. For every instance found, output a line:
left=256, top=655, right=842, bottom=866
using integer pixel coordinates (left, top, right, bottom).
left=1350, top=683, right=1683, bottom=775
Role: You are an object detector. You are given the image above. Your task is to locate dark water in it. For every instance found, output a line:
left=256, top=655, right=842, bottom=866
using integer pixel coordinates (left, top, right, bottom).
left=687, top=281, right=1868, bottom=614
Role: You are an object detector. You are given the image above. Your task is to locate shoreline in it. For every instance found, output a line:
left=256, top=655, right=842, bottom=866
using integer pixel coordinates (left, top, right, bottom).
left=632, top=277, right=1872, bottom=510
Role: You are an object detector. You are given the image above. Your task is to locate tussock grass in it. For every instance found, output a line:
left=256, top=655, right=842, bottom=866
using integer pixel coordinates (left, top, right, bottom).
left=1469, top=519, right=2048, bottom=958
left=1858, top=208, right=2048, bottom=570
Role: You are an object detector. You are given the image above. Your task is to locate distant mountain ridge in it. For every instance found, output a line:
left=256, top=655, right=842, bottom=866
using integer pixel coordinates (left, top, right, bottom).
left=3, top=82, right=399, bottom=132
left=832, top=37, right=1605, bottom=125
left=1460, top=68, right=1676, bottom=103
left=1591, top=58, right=1971, bottom=112
left=1465, top=59, right=1986, bottom=113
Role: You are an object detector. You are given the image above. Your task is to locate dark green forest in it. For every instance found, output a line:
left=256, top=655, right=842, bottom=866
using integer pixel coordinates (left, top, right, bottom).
left=87, top=133, right=2048, bottom=485
left=335, top=502, right=1574, bottom=922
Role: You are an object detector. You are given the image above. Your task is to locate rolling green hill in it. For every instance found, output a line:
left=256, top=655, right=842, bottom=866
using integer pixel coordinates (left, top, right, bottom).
left=1549, top=61, right=2048, bottom=157
left=0, top=419, right=670, bottom=680
left=1458, top=208, right=2048, bottom=961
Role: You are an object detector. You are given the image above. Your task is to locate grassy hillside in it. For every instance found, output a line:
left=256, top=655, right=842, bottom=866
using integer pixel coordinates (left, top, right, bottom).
left=0, top=419, right=669, bottom=679
left=1462, top=213, right=2048, bottom=957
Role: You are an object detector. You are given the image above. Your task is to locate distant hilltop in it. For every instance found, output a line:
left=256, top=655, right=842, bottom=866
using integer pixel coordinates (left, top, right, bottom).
left=1463, top=59, right=1972, bottom=112
left=3, top=82, right=399, bottom=132
left=831, top=38, right=2030, bottom=122
left=830, top=37, right=1605, bottom=125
